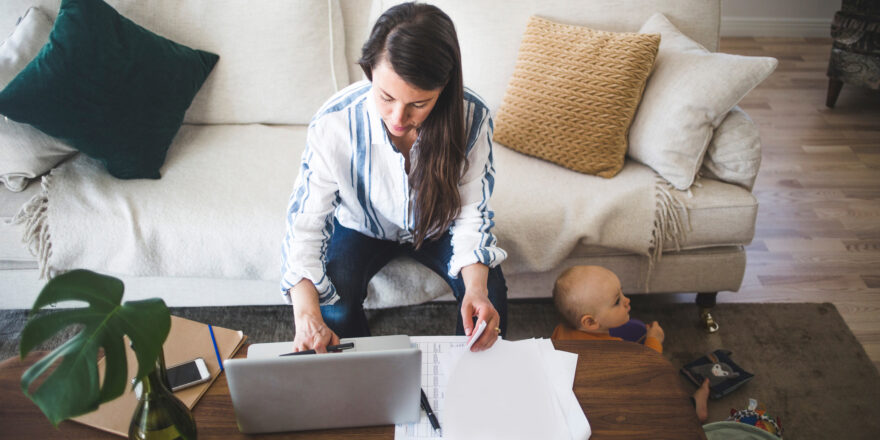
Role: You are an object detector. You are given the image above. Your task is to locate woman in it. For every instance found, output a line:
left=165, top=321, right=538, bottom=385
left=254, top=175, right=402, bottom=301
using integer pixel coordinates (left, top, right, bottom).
left=281, top=2, right=506, bottom=353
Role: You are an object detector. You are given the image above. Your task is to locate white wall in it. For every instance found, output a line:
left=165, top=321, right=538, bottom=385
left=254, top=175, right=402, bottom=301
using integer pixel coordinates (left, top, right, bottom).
left=721, top=0, right=839, bottom=38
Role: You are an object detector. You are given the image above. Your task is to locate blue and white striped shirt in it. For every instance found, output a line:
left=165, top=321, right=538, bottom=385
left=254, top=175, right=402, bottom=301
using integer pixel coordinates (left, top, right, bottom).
left=281, top=80, right=507, bottom=305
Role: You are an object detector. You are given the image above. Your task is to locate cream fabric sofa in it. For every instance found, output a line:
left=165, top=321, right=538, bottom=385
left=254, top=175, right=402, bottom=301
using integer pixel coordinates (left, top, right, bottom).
left=0, top=0, right=756, bottom=330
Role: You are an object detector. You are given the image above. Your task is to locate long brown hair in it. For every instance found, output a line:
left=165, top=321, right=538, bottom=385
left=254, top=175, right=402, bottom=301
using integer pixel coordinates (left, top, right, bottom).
left=358, top=2, right=466, bottom=249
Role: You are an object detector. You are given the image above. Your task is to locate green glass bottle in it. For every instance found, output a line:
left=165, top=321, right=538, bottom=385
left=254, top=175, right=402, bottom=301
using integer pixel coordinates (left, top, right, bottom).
left=128, top=349, right=198, bottom=440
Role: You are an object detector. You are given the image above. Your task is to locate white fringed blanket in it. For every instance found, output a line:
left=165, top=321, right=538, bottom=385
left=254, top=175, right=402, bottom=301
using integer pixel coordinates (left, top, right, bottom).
left=14, top=124, right=685, bottom=306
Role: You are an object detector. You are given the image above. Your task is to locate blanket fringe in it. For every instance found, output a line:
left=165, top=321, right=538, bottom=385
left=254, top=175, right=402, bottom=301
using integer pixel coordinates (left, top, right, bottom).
left=9, top=175, right=53, bottom=279
left=646, top=176, right=690, bottom=291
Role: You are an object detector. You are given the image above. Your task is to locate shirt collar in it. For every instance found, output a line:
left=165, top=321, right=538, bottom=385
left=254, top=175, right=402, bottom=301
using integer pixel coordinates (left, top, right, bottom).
left=366, top=87, right=393, bottom=147
left=365, top=83, right=422, bottom=155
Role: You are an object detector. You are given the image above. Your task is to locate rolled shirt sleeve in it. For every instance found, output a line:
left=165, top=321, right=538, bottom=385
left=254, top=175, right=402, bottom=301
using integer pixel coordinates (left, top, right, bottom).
left=280, top=123, right=341, bottom=306
left=448, top=102, right=508, bottom=278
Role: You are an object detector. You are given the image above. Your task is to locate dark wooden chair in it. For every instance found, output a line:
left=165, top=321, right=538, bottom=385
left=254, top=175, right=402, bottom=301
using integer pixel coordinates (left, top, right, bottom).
left=826, top=0, right=880, bottom=108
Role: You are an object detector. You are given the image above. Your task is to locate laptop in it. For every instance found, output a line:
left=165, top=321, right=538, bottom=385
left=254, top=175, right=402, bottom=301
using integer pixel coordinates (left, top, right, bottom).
left=224, top=335, right=422, bottom=434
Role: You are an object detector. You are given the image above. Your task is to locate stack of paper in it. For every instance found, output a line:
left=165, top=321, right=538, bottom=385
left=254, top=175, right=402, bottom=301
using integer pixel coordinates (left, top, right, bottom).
left=440, top=338, right=590, bottom=440
left=394, top=337, right=589, bottom=440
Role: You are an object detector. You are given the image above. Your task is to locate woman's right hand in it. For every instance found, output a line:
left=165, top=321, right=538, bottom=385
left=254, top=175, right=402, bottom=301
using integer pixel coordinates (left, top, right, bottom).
left=289, top=279, right=340, bottom=353
left=292, top=310, right=340, bottom=353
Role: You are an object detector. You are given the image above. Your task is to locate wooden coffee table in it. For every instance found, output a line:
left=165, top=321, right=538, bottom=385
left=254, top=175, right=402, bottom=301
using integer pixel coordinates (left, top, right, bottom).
left=0, top=340, right=706, bottom=439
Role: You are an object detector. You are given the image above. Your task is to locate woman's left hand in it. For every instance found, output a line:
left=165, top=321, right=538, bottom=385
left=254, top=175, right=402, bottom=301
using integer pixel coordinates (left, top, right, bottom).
left=460, top=290, right=500, bottom=352
left=460, top=263, right=500, bottom=352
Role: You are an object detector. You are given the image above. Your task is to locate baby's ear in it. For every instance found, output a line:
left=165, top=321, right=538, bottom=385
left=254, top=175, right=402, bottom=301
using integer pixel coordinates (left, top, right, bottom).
left=579, top=314, right=599, bottom=331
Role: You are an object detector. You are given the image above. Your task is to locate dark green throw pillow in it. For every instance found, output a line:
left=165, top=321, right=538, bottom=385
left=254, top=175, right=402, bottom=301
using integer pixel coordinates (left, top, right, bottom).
left=0, top=0, right=219, bottom=179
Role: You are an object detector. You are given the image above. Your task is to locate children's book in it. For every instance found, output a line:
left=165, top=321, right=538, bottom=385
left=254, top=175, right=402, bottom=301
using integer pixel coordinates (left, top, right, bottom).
left=680, top=349, right=754, bottom=400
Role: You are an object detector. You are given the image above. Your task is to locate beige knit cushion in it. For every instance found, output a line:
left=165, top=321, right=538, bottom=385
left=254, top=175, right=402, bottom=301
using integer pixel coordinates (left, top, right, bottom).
left=494, top=16, right=659, bottom=178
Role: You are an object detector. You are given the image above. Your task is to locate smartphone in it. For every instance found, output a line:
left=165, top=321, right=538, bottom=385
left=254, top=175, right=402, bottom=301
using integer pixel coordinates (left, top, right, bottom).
left=166, top=358, right=211, bottom=392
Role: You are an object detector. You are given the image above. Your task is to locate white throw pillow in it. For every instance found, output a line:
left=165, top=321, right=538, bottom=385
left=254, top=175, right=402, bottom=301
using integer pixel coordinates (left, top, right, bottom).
left=0, top=8, right=49, bottom=86
left=0, top=7, right=77, bottom=192
left=628, top=12, right=777, bottom=190
left=701, top=106, right=762, bottom=190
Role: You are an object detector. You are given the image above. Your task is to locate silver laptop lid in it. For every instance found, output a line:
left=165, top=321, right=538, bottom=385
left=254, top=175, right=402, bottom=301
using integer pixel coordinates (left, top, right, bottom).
left=225, top=335, right=421, bottom=434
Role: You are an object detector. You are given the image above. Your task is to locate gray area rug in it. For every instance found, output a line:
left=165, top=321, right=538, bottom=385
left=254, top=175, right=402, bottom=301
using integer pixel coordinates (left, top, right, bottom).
left=2, top=300, right=878, bottom=439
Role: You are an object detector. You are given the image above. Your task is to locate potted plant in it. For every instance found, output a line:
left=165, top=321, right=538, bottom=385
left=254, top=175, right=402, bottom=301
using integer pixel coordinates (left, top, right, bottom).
left=19, top=269, right=197, bottom=439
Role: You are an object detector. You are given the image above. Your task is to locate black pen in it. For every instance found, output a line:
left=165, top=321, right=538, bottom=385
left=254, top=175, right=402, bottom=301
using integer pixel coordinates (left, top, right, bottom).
left=420, top=388, right=441, bottom=434
left=278, top=342, right=354, bottom=356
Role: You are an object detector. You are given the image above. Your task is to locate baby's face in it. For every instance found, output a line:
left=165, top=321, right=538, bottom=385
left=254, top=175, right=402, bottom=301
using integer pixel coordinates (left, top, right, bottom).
left=593, top=281, right=631, bottom=330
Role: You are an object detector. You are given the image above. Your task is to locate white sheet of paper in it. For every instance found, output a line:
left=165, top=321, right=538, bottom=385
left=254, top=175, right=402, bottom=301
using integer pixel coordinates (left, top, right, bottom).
left=465, top=320, right=487, bottom=351
left=395, top=336, right=469, bottom=440
left=537, top=340, right=591, bottom=440
left=442, top=339, right=570, bottom=440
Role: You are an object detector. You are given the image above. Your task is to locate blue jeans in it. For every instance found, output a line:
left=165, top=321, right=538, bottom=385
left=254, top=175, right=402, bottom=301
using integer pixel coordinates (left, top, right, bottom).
left=320, top=219, right=508, bottom=338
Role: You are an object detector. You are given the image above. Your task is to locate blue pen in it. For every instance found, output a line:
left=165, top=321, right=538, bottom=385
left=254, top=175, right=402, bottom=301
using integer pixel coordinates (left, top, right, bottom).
left=208, top=324, right=223, bottom=372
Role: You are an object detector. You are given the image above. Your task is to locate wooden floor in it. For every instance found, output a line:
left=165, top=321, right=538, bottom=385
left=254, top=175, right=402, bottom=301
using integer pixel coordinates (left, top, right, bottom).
left=708, top=37, right=880, bottom=371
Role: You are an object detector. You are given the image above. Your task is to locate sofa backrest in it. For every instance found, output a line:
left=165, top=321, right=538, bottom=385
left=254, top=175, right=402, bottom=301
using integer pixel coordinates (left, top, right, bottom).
left=340, top=0, right=374, bottom=87
left=1, top=0, right=350, bottom=126
left=2, top=0, right=720, bottom=125
left=350, top=0, right=721, bottom=113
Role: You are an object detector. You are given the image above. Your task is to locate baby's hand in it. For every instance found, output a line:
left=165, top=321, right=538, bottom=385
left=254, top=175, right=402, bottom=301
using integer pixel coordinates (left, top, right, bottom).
left=646, top=321, right=665, bottom=344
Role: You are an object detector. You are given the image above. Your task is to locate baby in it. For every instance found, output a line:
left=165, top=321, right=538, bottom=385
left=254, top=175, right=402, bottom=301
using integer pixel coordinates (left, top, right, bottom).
left=551, top=265, right=711, bottom=422
left=550, top=265, right=664, bottom=353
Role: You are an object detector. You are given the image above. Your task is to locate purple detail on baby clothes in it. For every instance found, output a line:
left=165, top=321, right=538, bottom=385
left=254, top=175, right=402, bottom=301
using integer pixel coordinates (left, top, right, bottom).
left=609, top=319, right=647, bottom=343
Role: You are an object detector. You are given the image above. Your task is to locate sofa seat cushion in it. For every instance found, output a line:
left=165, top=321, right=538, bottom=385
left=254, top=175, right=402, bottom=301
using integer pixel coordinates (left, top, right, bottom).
left=40, top=124, right=307, bottom=280
left=20, top=124, right=658, bottom=275
left=11, top=127, right=750, bottom=304
left=567, top=177, right=757, bottom=258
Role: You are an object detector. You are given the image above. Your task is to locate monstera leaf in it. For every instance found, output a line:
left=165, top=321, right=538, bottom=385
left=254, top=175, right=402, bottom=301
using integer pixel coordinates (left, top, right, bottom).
left=19, top=269, right=171, bottom=426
